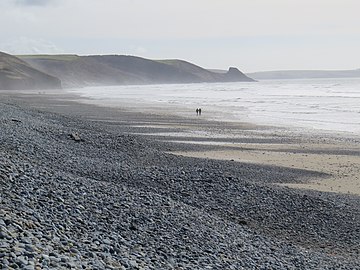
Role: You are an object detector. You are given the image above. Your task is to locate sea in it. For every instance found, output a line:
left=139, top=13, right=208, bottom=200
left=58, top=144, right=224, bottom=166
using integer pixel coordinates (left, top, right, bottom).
left=68, top=78, right=360, bottom=135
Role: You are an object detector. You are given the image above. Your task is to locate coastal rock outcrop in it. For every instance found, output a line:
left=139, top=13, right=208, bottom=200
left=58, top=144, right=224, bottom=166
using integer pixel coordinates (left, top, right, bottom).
left=222, top=67, right=254, bottom=82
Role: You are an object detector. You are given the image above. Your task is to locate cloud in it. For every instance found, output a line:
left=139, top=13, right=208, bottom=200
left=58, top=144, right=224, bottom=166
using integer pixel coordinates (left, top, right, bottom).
left=0, top=37, right=64, bottom=54
left=0, top=0, right=359, bottom=71
left=14, top=0, right=55, bottom=6
left=135, top=46, right=147, bottom=55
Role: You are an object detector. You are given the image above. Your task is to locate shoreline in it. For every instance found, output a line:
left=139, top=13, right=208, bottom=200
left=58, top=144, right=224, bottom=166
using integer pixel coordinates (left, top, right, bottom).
left=66, top=81, right=360, bottom=138
left=67, top=89, right=360, bottom=196
left=1, top=89, right=360, bottom=268
left=1, top=89, right=360, bottom=196
left=172, top=143, right=360, bottom=196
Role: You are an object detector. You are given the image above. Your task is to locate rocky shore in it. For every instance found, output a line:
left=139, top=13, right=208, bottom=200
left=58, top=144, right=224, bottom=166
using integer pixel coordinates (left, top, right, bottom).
left=1, top=98, right=360, bottom=269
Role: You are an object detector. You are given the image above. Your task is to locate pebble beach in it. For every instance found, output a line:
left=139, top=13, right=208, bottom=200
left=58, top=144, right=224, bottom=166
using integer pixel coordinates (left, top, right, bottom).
left=1, top=90, right=360, bottom=269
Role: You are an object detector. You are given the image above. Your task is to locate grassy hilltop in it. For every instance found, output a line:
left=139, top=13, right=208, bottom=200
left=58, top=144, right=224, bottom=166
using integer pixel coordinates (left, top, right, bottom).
left=0, top=51, right=254, bottom=90
left=20, top=54, right=255, bottom=88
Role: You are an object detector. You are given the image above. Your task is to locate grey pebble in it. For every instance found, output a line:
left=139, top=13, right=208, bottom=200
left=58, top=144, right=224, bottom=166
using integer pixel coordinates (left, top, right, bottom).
left=0, top=101, right=359, bottom=270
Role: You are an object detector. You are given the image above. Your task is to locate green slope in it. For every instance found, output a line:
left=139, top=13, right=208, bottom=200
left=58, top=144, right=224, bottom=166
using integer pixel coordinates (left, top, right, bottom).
left=21, top=54, right=144, bottom=88
left=0, top=52, right=61, bottom=90
left=20, top=54, right=254, bottom=88
left=159, top=59, right=255, bottom=83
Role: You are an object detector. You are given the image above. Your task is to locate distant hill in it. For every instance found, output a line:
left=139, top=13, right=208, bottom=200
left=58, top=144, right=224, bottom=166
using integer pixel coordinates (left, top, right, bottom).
left=0, top=52, right=61, bottom=90
left=247, top=69, right=360, bottom=80
left=158, top=60, right=253, bottom=82
left=20, top=54, right=254, bottom=88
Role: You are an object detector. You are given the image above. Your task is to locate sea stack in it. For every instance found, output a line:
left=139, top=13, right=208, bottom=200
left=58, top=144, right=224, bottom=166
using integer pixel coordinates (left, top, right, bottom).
left=224, top=67, right=256, bottom=82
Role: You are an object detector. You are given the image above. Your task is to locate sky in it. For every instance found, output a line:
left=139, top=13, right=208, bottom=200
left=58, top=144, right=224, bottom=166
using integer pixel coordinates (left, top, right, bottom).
left=0, top=0, right=359, bottom=72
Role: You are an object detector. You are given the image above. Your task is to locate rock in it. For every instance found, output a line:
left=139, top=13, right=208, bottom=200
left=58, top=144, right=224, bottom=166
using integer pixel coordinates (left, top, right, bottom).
left=129, top=260, right=138, bottom=268
left=69, top=132, right=82, bottom=142
left=24, top=244, right=35, bottom=252
left=16, top=256, right=29, bottom=266
left=11, top=118, right=22, bottom=123
left=0, top=231, right=7, bottom=239
left=0, top=100, right=359, bottom=269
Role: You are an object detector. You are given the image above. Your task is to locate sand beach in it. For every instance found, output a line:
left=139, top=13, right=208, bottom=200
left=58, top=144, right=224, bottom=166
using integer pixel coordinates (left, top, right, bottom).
left=1, top=88, right=359, bottom=269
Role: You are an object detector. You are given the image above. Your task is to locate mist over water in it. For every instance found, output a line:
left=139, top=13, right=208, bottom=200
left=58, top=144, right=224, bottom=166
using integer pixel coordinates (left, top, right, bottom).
left=69, top=78, right=360, bottom=135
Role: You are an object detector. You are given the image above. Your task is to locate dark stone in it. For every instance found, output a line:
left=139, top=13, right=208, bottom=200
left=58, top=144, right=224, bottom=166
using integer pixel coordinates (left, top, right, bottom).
left=69, top=132, right=82, bottom=142
left=11, top=119, right=22, bottom=123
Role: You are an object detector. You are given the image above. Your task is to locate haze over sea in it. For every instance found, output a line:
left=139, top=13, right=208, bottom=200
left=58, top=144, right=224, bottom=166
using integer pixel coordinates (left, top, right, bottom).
left=69, top=78, right=360, bottom=135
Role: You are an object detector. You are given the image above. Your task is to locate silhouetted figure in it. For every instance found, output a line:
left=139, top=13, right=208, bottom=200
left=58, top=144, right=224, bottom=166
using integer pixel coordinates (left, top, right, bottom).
left=196, top=108, right=199, bottom=115
left=198, top=108, right=202, bottom=116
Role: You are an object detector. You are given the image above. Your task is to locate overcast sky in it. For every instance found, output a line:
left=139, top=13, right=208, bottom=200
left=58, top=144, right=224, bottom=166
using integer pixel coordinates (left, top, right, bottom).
left=1, top=0, right=359, bottom=72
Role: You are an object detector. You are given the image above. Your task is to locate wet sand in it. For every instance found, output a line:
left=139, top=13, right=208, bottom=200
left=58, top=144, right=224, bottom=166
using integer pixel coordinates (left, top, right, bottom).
left=1, top=88, right=359, bottom=196
left=2, top=89, right=360, bottom=268
left=173, top=142, right=360, bottom=195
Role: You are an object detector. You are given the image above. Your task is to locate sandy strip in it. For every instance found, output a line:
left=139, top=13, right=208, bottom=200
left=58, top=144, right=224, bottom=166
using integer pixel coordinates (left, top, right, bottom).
left=2, top=89, right=360, bottom=196
left=173, top=142, right=360, bottom=196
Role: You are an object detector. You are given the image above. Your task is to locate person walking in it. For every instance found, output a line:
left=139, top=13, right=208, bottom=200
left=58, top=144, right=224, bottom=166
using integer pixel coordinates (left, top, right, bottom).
left=198, top=108, right=202, bottom=116
left=196, top=108, right=199, bottom=115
